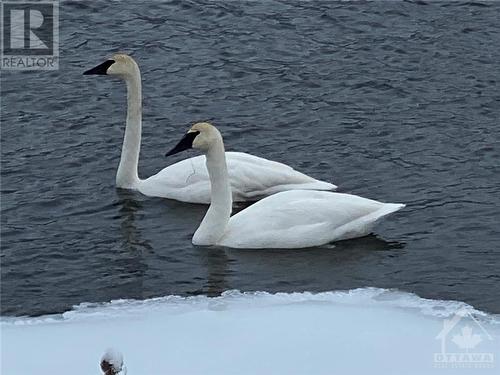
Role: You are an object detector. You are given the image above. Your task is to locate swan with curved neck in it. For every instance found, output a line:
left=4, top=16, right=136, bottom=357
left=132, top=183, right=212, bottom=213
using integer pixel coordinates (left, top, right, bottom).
left=166, top=122, right=405, bottom=248
left=84, top=54, right=337, bottom=204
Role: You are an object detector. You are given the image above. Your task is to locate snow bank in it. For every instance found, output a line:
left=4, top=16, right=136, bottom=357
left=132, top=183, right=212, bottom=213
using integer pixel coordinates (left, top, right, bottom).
left=2, top=288, right=499, bottom=375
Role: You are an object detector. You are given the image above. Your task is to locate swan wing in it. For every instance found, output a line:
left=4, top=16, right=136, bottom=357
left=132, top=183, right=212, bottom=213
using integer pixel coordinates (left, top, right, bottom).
left=138, top=155, right=211, bottom=203
left=219, top=191, right=405, bottom=248
left=138, top=152, right=336, bottom=204
left=225, top=152, right=336, bottom=201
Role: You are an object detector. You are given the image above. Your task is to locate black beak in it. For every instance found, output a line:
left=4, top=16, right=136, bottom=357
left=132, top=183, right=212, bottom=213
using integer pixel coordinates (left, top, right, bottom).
left=165, top=131, right=200, bottom=157
left=83, top=60, right=115, bottom=75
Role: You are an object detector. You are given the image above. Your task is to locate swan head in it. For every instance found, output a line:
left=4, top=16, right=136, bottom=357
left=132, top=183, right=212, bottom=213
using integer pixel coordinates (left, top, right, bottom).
left=84, top=53, right=139, bottom=79
left=165, top=122, right=221, bottom=156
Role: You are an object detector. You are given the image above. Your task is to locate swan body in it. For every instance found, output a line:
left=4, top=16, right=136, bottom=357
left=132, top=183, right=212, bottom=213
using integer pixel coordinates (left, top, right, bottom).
left=138, top=152, right=334, bottom=204
left=166, top=122, right=405, bottom=249
left=218, top=190, right=404, bottom=248
left=84, top=54, right=336, bottom=204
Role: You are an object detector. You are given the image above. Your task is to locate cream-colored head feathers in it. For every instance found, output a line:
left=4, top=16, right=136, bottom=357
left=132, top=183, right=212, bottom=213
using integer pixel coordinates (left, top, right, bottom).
left=189, top=122, right=222, bottom=152
left=107, top=53, right=139, bottom=77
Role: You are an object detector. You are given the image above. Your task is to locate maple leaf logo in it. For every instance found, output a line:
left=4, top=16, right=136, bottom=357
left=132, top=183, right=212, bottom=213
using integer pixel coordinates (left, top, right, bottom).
left=452, top=325, right=482, bottom=351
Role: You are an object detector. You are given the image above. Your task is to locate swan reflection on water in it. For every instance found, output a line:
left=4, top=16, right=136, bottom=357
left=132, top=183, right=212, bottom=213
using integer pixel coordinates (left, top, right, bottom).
left=115, top=189, right=153, bottom=255
left=191, top=234, right=405, bottom=297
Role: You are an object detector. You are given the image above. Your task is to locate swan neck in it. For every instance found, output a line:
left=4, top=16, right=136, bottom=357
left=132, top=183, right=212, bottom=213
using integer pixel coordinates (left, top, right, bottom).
left=194, top=139, right=232, bottom=245
left=116, top=71, right=142, bottom=188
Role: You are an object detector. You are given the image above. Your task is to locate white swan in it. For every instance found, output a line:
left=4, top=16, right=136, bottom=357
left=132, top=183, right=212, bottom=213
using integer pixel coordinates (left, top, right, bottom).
left=165, top=122, right=405, bottom=249
left=83, top=54, right=336, bottom=204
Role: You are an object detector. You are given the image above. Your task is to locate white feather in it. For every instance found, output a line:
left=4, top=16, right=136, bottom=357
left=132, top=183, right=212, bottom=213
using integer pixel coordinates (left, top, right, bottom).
left=220, top=190, right=405, bottom=248
left=139, top=152, right=335, bottom=204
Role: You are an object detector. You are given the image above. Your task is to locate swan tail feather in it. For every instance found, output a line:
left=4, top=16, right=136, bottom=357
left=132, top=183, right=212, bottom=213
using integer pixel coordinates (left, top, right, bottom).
left=332, top=202, right=405, bottom=242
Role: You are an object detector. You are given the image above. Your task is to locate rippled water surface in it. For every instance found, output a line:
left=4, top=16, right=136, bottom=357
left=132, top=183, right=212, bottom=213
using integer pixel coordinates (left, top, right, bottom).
left=1, top=0, right=499, bottom=316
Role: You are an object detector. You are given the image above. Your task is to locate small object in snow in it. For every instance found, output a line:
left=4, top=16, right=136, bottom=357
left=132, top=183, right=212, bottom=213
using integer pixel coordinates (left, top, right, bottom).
left=100, top=348, right=125, bottom=375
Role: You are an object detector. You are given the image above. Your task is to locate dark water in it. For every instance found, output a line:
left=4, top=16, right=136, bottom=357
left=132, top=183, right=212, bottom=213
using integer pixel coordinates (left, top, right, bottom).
left=1, top=0, right=499, bottom=317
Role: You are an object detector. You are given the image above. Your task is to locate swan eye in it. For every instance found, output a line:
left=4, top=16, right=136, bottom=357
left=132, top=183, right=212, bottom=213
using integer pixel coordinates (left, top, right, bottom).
left=165, top=131, right=200, bottom=157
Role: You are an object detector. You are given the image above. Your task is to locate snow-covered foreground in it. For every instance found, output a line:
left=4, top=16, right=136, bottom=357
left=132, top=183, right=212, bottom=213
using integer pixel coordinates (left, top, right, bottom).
left=2, top=288, right=499, bottom=375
